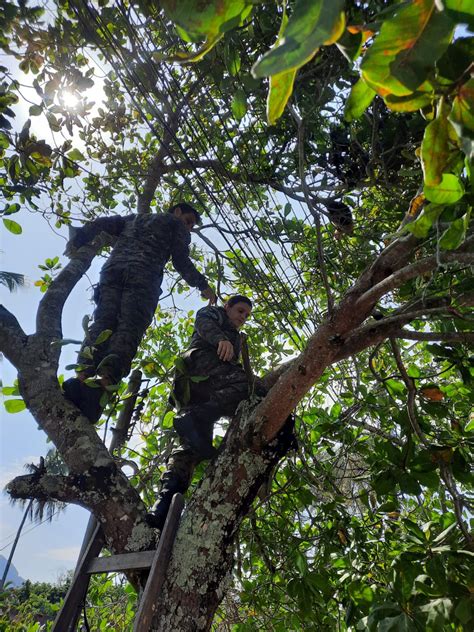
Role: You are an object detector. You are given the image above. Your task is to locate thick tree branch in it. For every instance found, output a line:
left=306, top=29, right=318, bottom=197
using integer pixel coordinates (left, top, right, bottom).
left=356, top=249, right=474, bottom=309
left=0, top=304, right=27, bottom=367
left=7, top=473, right=85, bottom=505
left=36, top=234, right=115, bottom=337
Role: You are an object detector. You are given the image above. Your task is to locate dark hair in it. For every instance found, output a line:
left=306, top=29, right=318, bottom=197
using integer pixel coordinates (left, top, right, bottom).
left=227, top=295, right=252, bottom=308
left=168, top=202, right=202, bottom=225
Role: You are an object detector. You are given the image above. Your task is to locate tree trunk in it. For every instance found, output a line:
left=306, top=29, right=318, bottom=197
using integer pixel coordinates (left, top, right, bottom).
left=149, top=401, right=294, bottom=630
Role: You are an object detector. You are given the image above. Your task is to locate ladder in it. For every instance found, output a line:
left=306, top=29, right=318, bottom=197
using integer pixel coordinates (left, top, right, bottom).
left=52, top=494, right=184, bottom=632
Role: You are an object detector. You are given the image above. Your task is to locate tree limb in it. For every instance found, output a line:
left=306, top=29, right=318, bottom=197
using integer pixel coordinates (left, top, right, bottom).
left=395, top=329, right=474, bottom=343
left=0, top=304, right=27, bottom=367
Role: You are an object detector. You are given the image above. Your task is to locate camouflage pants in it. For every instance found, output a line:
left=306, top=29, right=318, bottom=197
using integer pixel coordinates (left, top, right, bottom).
left=161, top=350, right=264, bottom=493
left=78, top=265, right=163, bottom=381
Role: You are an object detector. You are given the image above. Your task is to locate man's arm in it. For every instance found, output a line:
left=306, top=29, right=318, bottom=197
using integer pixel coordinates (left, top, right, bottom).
left=194, top=307, right=228, bottom=346
left=170, top=221, right=215, bottom=298
left=67, top=215, right=131, bottom=251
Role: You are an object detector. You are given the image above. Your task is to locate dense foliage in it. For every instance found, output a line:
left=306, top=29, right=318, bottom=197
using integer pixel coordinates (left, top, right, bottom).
left=1, top=1, right=473, bottom=630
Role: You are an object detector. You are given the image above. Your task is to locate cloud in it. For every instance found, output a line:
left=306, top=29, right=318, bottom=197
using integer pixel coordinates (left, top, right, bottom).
left=41, top=546, right=80, bottom=562
left=0, top=456, right=42, bottom=489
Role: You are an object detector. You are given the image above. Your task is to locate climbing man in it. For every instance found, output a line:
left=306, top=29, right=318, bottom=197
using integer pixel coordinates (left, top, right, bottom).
left=63, top=202, right=216, bottom=423
left=146, top=295, right=265, bottom=530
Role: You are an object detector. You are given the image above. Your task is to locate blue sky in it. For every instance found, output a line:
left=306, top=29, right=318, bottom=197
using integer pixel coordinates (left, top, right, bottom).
left=1, top=208, right=96, bottom=583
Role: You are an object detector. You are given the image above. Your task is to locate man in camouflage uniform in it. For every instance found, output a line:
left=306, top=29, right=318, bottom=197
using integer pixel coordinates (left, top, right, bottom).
left=63, top=203, right=216, bottom=422
left=146, top=295, right=262, bottom=530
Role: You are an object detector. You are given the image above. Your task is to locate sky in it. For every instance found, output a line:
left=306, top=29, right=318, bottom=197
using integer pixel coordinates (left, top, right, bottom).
left=0, top=209, right=97, bottom=583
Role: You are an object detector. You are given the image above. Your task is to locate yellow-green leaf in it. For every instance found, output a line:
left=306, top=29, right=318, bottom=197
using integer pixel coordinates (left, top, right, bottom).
left=344, top=78, right=376, bottom=122
left=384, top=92, right=432, bottom=112
left=439, top=210, right=470, bottom=250
left=252, top=0, right=345, bottom=78
left=361, top=0, right=455, bottom=97
left=68, top=148, right=86, bottom=162
left=160, top=0, right=252, bottom=42
left=231, top=89, right=247, bottom=121
left=3, top=218, right=22, bottom=234
left=420, top=109, right=455, bottom=186
left=451, top=78, right=474, bottom=139
left=4, top=399, right=26, bottom=413
left=407, top=204, right=444, bottom=238
left=267, top=68, right=297, bottom=125
left=424, top=173, right=464, bottom=204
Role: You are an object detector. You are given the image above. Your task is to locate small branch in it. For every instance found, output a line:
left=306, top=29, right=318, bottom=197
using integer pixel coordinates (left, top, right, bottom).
left=291, top=105, right=334, bottom=314
left=137, top=101, right=185, bottom=214
left=347, top=417, right=404, bottom=446
left=390, top=338, right=473, bottom=547
left=112, top=369, right=142, bottom=455
left=389, top=338, right=428, bottom=446
left=396, top=329, right=474, bottom=343
left=356, top=250, right=474, bottom=309
left=0, top=305, right=27, bottom=367
left=7, top=473, right=87, bottom=505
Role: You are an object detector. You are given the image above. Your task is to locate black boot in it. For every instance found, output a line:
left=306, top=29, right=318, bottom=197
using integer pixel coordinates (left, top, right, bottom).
left=173, top=405, right=218, bottom=460
left=145, top=487, right=182, bottom=531
left=63, top=377, right=104, bottom=424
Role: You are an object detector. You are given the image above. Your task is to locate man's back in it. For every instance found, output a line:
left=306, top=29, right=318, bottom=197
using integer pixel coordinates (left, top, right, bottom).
left=103, top=213, right=188, bottom=272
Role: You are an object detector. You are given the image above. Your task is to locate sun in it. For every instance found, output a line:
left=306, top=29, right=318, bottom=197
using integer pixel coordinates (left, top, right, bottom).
left=61, top=90, right=79, bottom=109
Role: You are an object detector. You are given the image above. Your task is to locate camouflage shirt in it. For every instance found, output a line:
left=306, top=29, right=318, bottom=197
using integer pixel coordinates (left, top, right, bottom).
left=187, top=306, right=241, bottom=360
left=72, top=213, right=209, bottom=291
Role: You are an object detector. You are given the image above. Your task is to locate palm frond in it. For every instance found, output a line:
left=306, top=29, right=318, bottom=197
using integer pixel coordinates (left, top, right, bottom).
left=0, top=271, right=25, bottom=292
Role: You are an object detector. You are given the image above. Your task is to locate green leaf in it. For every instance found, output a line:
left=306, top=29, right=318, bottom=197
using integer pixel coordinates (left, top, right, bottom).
left=224, top=46, right=241, bottom=76
left=384, top=91, right=432, bottom=112
left=373, top=470, right=397, bottom=495
left=231, top=89, right=247, bottom=121
left=50, top=338, right=82, bottom=347
left=454, top=597, right=472, bottom=625
left=450, top=78, right=474, bottom=140
left=336, top=28, right=364, bottom=63
left=361, top=0, right=454, bottom=97
left=420, top=598, right=453, bottom=629
left=444, top=0, right=474, bottom=29
left=67, top=148, right=86, bottom=162
left=421, top=108, right=458, bottom=185
left=29, top=104, right=43, bottom=116
left=3, top=218, right=22, bottom=234
left=162, top=410, right=175, bottom=429
left=160, top=0, right=252, bottom=42
left=424, top=173, right=464, bottom=204
left=439, top=210, right=470, bottom=250
left=465, top=417, right=474, bottom=432
left=385, top=379, right=406, bottom=396
left=378, top=613, right=417, bottom=631
left=252, top=0, right=346, bottom=78
left=94, top=329, right=113, bottom=345
left=294, top=550, right=307, bottom=575
left=437, top=37, right=474, bottom=83
left=407, top=204, right=443, bottom=238
left=399, top=474, right=422, bottom=495
left=344, top=78, right=376, bottom=122
left=4, top=399, right=26, bottom=413
left=267, top=68, right=297, bottom=125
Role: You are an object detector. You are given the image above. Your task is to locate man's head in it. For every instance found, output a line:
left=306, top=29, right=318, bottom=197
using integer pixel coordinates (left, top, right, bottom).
left=224, top=295, right=252, bottom=329
left=169, top=202, right=202, bottom=232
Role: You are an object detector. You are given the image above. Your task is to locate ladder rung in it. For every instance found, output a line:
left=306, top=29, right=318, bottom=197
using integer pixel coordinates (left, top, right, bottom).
left=86, top=550, right=155, bottom=574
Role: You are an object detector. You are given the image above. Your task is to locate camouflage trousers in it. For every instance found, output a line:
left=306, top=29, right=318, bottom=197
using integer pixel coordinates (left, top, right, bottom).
left=78, top=265, right=163, bottom=381
left=160, top=349, right=265, bottom=494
